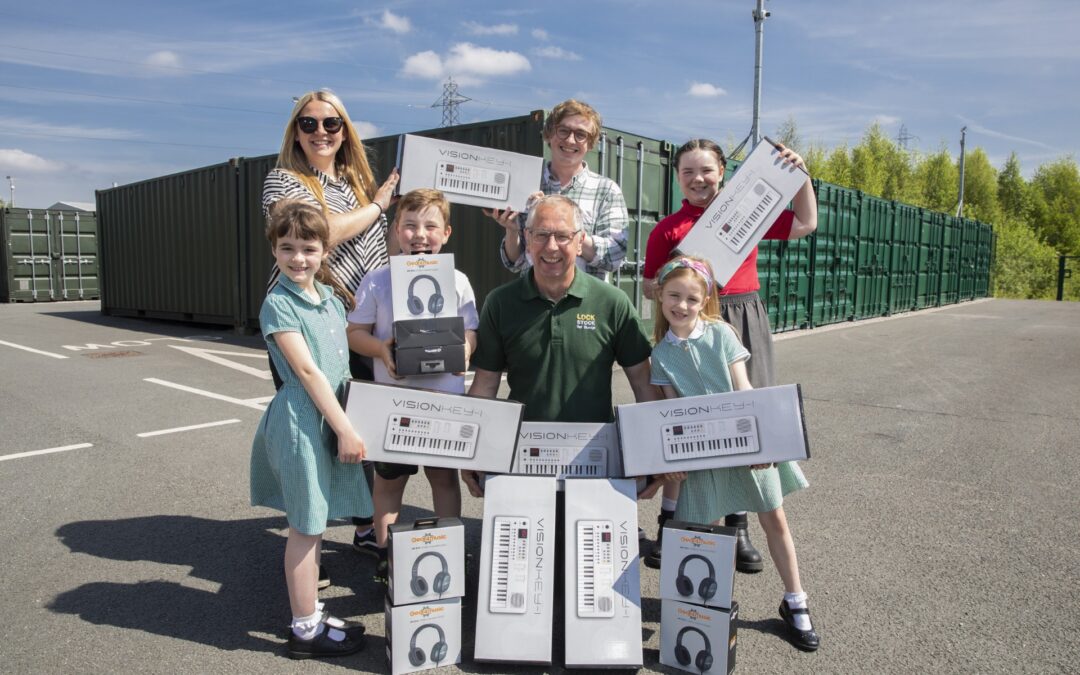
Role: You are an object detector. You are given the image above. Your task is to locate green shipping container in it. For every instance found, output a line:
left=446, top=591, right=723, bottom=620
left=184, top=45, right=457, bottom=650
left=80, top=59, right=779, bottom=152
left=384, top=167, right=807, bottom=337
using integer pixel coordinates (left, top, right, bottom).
left=811, top=181, right=858, bottom=327
left=959, top=217, right=980, bottom=301
left=97, top=161, right=241, bottom=325
left=939, top=215, right=963, bottom=305
left=891, top=202, right=920, bottom=312
left=975, top=222, right=994, bottom=297
left=1, top=207, right=99, bottom=302
left=855, top=195, right=891, bottom=319
left=916, top=210, right=943, bottom=309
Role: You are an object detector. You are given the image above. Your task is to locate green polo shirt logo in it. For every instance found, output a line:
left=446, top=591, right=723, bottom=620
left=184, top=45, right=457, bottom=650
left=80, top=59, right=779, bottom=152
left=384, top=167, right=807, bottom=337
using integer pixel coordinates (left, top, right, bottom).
left=576, top=312, right=597, bottom=330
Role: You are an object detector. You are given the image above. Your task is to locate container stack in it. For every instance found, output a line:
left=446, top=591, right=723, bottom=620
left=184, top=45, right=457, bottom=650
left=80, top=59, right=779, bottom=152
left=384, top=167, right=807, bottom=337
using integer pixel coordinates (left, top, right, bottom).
left=658, top=521, right=740, bottom=674
left=384, top=517, right=464, bottom=674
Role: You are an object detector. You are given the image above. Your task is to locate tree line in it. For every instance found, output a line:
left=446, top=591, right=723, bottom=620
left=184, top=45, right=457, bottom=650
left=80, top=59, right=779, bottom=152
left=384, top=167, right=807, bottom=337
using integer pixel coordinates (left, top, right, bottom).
left=770, top=121, right=1079, bottom=301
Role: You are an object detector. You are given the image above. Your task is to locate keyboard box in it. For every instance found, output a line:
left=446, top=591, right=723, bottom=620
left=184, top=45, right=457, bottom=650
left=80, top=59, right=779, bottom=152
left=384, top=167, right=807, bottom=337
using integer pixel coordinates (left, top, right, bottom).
left=510, top=422, right=624, bottom=490
left=393, top=317, right=466, bottom=377
left=659, top=521, right=737, bottom=610
left=389, top=253, right=458, bottom=322
left=474, top=475, right=557, bottom=665
left=385, top=596, right=461, bottom=675
left=396, top=134, right=544, bottom=211
left=616, top=384, right=810, bottom=477
left=388, top=517, right=465, bottom=605
left=675, top=136, right=809, bottom=287
left=343, top=380, right=523, bottom=473
left=563, top=478, right=643, bottom=669
left=660, top=599, right=738, bottom=675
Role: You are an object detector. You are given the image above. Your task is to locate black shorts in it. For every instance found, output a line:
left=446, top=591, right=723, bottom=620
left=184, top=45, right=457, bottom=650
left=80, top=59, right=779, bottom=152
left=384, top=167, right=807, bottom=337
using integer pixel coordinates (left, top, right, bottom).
left=374, top=461, right=420, bottom=480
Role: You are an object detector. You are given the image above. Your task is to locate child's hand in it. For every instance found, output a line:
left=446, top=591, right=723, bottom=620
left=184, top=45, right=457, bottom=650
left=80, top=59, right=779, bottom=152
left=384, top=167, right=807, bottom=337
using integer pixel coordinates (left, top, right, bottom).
left=750, top=463, right=775, bottom=471
left=661, top=471, right=688, bottom=483
left=772, top=142, right=806, bottom=171
left=380, top=338, right=401, bottom=379
left=461, top=470, right=485, bottom=498
left=338, top=430, right=366, bottom=463
left=637, top=477, right=662, bottom=499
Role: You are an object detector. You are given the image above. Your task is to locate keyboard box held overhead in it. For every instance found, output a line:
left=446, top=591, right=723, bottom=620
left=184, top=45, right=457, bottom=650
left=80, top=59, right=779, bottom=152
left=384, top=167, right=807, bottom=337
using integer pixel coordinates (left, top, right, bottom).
left=343, top=380, right=523, bottom=473
left=616, top=384, right=810, bottom=476
left=395, top=134, right=544, bottom=212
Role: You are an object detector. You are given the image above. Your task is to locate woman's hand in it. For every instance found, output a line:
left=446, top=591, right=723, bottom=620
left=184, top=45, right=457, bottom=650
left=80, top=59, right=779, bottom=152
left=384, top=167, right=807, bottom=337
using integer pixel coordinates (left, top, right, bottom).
left=338, top=429, right=367, bottom=463
left=483, top=207, right=523, bottom=233
left=374, top=168, right=400, bottom=211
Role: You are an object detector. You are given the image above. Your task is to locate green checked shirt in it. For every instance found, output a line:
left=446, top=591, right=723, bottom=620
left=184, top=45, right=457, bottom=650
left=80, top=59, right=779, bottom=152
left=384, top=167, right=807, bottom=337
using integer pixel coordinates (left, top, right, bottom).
left=499, top=162, right=629, bottom=279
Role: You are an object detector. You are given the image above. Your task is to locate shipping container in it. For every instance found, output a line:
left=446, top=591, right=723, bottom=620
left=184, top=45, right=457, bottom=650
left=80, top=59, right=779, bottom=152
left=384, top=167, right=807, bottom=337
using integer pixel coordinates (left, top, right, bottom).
left=855, top=194, right=892, bottom=319
left=810, top=181, right=858, bottom=327
left=890, top=202, right=921, bottom=313
left=1, top=207, right=99, bottom=302
left=96, top=161, right=240, bottom=325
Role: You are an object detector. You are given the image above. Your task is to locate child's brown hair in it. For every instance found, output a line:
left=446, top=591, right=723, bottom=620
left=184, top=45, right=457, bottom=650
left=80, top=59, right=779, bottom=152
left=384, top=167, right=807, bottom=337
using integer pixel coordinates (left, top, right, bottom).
left=394, top=188, right=450, bottom=230
left=266, top=200, right=355, bottom=312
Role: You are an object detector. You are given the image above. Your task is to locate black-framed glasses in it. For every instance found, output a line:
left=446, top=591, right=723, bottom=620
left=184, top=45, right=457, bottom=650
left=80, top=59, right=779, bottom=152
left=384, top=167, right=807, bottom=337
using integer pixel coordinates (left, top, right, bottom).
left=554, top=126, right=590, bottom=142
left=526, top=228, right=581, bottom=246
left=297, top=116, right=344, bottom=134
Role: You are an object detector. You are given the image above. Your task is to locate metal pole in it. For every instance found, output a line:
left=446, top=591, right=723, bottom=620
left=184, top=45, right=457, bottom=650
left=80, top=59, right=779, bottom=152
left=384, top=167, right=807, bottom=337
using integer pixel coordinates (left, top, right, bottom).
left=751, top=0, right=770, bottom=145
left=4, top=175, right=13, bottom=207
left=955, top=127, right=967, bottom=217
left=634, top=141, right=645, bottom=308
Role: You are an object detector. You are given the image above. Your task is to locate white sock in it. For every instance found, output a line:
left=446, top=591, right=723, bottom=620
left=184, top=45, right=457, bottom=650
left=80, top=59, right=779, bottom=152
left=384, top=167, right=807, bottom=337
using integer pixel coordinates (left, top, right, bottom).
left=783, top=592, right=812, bottom=631
left=291, top=610, right=323, bottom=640
left=661, top=498, right=678, bottom=512
left=355, top=526, right=372, bottom=536
left=316, top=601, right=346, bottom=629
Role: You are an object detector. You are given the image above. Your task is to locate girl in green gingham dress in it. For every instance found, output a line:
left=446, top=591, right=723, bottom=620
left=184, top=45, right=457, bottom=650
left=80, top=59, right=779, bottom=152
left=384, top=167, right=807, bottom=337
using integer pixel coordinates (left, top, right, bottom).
left=250, top=201, right=372, bottom=659
left=650, top=256, right=820, bottom=652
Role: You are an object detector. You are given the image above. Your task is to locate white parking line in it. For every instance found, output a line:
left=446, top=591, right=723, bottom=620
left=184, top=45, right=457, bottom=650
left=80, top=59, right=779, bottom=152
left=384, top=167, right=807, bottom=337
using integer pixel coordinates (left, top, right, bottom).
left=0, top=340, right=69, bottom=360
left=144, top=378, right=268, bottom=411
left=0, top=443, right=93, bottom=462
left=137, top=419, right=242, bottom=438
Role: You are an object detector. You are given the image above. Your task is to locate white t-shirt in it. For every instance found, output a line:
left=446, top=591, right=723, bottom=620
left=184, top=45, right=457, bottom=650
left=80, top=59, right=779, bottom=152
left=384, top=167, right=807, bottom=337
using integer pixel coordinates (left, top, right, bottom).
left=347, top=266, right=479, bottom=393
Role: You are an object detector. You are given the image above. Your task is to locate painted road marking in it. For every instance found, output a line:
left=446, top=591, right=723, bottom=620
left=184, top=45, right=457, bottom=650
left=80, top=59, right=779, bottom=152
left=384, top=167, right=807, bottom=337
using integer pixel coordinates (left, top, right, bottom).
left=0, top=443, right=93, bottom=462
left=144, top=378, right=268, bottom=411
left=137, top=419, right=242, bottom=438
left=0, top=340, right=69, bottom=360
left=169, top=345, right=272, bottom=380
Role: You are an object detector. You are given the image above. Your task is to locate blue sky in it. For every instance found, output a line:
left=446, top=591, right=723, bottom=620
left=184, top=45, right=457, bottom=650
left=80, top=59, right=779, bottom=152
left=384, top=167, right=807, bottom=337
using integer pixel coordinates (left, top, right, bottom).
left=1, top=0, right=1078, bottom=208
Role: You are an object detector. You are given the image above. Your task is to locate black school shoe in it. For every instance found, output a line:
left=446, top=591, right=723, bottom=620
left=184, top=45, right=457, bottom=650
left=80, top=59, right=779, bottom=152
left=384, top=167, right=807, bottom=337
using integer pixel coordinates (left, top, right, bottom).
left=779, top=599, right=821, bottom=652
left=281, top=611, right=365, bottom=641
left=352, top=528, right=379, bottom=557
left=287, top=622, right=365, bottom=660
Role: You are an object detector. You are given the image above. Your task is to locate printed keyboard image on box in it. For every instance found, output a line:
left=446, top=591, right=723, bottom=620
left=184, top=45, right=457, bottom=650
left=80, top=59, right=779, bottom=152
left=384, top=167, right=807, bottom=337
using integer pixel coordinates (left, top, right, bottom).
left=436, top=162, right=510, bottom=201
left=715, top=178, right=781, bottom=253
left=516, top=446, right=608, bottom=479
left=662, top=416, right=761, bottom=461
left=489, top=517, right=530, bottom=614
left=384, top=415, right=478, bottom=459
left=576, top=520, right=615, bottom=619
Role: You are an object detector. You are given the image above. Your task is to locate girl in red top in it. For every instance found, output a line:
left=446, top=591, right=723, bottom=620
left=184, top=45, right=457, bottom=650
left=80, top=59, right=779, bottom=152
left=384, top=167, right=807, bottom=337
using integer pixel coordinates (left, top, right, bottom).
left=641, top=139, right=817, bottom=578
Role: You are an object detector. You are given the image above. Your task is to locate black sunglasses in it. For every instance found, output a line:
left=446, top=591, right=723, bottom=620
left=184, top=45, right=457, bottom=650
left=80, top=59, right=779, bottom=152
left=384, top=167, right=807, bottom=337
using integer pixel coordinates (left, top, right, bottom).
left=296, top=116, right=344, bottom=134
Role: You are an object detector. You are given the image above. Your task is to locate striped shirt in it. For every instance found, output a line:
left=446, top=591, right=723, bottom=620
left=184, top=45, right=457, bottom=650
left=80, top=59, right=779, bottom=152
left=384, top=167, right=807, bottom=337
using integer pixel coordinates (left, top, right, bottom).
left=262, top=167, right=389, bottom=295
left=499, top=162, right=629, bottom=279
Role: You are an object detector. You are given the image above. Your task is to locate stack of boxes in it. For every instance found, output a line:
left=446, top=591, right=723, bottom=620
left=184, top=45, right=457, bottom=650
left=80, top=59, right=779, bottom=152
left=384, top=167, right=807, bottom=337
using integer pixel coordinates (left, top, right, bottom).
left=658, top=522, right=740, bottom=674
left=385, top=517, right=465, bottom=674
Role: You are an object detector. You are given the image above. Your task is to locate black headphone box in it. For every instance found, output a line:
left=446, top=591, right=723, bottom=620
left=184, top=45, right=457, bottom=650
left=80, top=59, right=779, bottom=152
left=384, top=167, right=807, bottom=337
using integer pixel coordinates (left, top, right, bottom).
left=659, top=599, right=738, bottom=675
left=659, top=521, right=738, bottom=610
left=387, top=517, right=465, bottom=605
left=393, top=316, right=466, bottom=376
left=384, top=596, right=461, bottom=674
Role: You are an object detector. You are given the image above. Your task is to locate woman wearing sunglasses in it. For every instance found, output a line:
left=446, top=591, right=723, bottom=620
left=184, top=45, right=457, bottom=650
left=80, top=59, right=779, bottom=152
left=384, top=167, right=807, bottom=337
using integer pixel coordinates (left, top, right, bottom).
left=263, top=90, right=399, bottom=313
left=261, top=90, right=397, bottom=587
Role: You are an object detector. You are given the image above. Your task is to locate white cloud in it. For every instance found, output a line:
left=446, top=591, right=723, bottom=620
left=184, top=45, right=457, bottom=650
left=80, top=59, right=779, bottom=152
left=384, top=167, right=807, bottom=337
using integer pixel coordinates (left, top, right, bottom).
left=379, top=9, right=412, bottom=34
left=0, top=117, right=141, bottom=141
left=402, top=51, right=444, bottom=79
left=532, top=28, right=549, bottom=41
left=463, top=21, right=518, bottom=36
left=0, top=149, right=64, bottom=172
left=688, top=82, right=726, bottom=98
left=874, top=114, right=900, bottom=127
left=353, top=121, right=379, bottom=139
left=401, top=43, right=531, bottom=82
left=145, top=50, right=182, bottom=70
left=534, top=46, right=581, bottom=61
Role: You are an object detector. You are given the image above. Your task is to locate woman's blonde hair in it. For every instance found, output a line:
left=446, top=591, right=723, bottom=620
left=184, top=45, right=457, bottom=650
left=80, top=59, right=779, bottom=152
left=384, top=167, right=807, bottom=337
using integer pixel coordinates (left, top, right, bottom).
left=266, top=200, right=355, bottom=312
left=652, top=254, right=723, bottom=344
left=275, top=90, right=377, bottom=212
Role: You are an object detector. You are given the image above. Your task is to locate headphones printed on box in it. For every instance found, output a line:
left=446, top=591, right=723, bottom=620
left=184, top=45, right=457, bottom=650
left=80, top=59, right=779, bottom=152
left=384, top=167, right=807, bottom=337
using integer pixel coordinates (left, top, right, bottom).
left=676, top=553, right=718, bottom=600
left=410, top=551, right=451, bottom=597
left=408, top=623, right=448, bottom=667
left=407, top=274, right=444, bottom=316
left=675, top=625, right=714, bottom=673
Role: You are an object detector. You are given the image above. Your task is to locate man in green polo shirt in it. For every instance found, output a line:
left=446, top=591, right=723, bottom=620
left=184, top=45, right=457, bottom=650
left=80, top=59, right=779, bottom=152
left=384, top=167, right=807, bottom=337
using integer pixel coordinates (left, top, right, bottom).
left=462, top=194, right=658, bottom=497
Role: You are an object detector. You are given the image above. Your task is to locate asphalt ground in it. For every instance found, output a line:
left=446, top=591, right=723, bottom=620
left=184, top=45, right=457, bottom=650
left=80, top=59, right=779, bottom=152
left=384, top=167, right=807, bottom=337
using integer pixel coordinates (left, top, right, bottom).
left=1, top=298, right=1077, bottom=673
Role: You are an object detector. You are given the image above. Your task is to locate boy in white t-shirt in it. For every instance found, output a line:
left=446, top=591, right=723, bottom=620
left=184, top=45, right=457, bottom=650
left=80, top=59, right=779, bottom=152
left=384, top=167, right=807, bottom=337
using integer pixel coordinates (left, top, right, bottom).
left=346, top=188, right=479, bottom=582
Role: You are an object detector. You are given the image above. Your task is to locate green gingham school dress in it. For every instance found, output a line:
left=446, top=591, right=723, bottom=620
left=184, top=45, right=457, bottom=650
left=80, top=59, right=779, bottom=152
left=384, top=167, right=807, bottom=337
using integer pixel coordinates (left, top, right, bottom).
left=650, top=320, right=808, bottom=523
left=250, top=277, right=373, bottom=535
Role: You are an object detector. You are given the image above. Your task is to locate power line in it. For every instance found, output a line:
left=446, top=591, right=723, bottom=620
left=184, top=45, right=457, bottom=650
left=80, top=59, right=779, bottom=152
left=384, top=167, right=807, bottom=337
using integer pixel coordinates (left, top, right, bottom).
left=432, top=78, right=472, bottom=127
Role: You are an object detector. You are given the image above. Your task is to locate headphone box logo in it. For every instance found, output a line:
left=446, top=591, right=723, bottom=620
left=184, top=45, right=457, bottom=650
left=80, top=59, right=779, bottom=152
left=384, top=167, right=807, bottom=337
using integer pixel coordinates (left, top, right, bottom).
left=412, top=533, right=449, bottom=545
left=409, top=605, right=445, bottom=619
left=390, top=252, right=458, bottom=321
left=677, top=607, right=712, bottom=622
left=680, top=535, right=717, bottom=548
